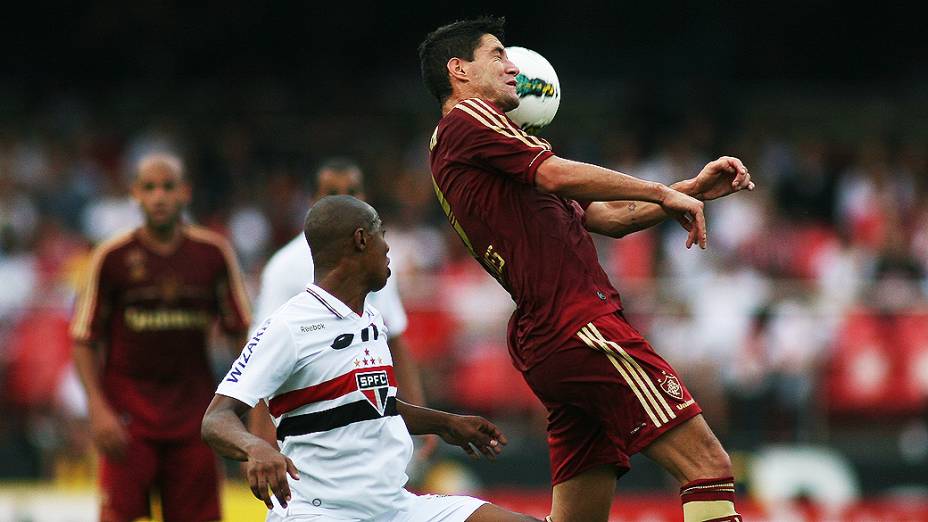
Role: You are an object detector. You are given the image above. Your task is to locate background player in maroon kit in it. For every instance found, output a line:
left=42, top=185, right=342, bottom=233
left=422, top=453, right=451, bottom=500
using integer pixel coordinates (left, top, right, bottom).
left=70, top=153, right=252, bottom=522
left=419, top=18, right=754, bottom=522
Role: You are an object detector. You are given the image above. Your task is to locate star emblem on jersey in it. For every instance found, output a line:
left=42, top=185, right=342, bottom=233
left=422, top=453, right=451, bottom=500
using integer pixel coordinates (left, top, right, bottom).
left=356, top=370, right=390, bottom=415
left=659, top=374, right=684, bottom=401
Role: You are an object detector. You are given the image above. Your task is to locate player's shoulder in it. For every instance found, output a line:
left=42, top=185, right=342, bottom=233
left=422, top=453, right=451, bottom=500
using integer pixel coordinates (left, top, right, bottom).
left=90, top=228, right=137, bottom=262
left=271, top=290, right=349, bottom=337
left=183, top=224, right=233, bottom=251
left=266, top=234, right=309, bottom=268
left=443, top=97, right=506, bottom=129
left=183, top=225, right=241, bottom=266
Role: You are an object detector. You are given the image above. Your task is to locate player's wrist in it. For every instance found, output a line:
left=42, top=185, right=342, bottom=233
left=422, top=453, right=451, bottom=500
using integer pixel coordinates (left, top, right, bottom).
left=654, top=182, right=675, bottom=204
left=671, top=179, right=700, bottom=200
left=243, top=437, right=277, bottom=460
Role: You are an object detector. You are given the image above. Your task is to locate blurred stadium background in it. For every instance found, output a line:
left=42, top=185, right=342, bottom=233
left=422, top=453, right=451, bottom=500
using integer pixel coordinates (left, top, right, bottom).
left=2, top=2, right=927, bottom=521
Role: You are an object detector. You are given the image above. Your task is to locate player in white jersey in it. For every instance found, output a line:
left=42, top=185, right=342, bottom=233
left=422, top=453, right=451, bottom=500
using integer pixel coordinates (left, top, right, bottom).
left=202, top=196, right=540, bottom=522
left=248, top=160, right=430, bottom=452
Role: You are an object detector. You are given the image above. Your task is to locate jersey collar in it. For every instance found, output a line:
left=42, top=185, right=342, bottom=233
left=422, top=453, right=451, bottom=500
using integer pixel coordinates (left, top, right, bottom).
left=305, top=284, right=357, bottom=319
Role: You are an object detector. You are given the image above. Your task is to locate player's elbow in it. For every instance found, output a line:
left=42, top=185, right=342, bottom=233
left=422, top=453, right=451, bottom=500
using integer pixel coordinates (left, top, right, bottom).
left=200, top=415, right=213, bottom=445
left=534, top=156, right=570, bottom=194
left=201, top=411, right=221, bottom=448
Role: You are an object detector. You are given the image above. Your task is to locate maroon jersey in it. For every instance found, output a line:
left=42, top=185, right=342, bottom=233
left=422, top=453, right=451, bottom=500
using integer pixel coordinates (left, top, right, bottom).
left=71, top=225, right=251, bottom=439
left=429, top=97, right=622, bottom=370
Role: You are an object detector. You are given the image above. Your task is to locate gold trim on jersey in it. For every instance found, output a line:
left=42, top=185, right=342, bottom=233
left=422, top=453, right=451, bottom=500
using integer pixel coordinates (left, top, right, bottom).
left=453, top=98, right=551, bottom=151
left=70, top=230, right=137, bottom=341
left=466, top=98, right=550, bottom=149
left=430, top=176, right=476, bottom=257
left=577, top=322, right=677, bottom=428
left=184, top=225, right=253, bottom=325
left=429, top=127, right=438, bottom=152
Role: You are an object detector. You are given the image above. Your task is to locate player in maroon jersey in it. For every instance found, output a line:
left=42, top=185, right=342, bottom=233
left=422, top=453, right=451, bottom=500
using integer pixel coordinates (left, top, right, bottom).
left=71, top=153, right=252, bottom=522
left=419, top=17, right=754, bottom=522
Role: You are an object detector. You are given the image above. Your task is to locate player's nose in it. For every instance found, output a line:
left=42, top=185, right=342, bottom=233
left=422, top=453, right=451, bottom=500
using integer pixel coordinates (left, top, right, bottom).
left=505, top=60, right=519, bottom=76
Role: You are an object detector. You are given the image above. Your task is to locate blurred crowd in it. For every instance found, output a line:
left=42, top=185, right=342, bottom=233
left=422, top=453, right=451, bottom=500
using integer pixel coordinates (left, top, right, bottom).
left=1, top=83, right=927, bottom=490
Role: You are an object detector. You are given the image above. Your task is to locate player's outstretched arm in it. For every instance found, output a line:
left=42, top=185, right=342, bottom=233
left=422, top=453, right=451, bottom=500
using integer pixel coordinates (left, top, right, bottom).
left=396, top=400, right=507, bottom=460
left=202, top=394, right=299, bottom=509
left=583, top=156, right=753, bottom=242
left=537, top=156, right=709, bottom=248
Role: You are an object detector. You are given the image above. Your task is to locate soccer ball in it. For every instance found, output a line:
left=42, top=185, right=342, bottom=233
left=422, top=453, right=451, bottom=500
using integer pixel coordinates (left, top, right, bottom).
left=505, top=46, right=561, bottom=134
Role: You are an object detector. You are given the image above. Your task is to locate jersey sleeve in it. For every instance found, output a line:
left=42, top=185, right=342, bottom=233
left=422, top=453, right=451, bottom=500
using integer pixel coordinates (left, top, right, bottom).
left=69, top=246, right=114, bottom=344
left=444, top=100, right=554, bottom=185
left=215, top=316, right=297, bottom=407
left=369, top=274, right=408, bottom=337
left=213, top=238, right=252, bottom=335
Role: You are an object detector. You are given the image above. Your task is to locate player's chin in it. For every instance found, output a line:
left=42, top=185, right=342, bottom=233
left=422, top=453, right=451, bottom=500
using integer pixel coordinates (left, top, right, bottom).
left=371, top=271, right=389, bottom=292
left=498, top=94, right=520, bottom=112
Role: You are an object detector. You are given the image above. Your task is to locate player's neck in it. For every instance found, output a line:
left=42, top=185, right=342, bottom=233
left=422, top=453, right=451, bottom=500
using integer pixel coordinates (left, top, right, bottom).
left=442, top=89, right=482, bottom=116
left=314, top=269, right=369, bottom=316
left=138, top=222, right=184, bottom=254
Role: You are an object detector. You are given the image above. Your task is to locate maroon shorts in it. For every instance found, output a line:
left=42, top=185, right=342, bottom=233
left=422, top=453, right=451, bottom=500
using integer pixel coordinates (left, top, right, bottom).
left=522, top=311, right=702, bottom=485
left=99, top=435, right=221, bottom=522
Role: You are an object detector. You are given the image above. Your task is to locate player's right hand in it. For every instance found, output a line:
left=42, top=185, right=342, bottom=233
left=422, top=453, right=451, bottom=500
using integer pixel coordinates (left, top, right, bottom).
left=245, top=442, right=300, bottom=509
left=659, top=186, right=707, bottom=249
left=89, top=402, right=128, bottom=460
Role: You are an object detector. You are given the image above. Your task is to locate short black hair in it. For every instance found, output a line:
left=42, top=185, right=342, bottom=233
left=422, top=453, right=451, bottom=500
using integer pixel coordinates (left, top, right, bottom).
left=304, top=195, right=380, bottom=270
left=418, top=16, right=506, bottom=103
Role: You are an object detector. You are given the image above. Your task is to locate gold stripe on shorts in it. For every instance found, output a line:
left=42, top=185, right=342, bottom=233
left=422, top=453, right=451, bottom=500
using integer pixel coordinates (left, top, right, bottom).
left=577, top=326, right=663, bottom=428
left=586, top=323, right=677, bottom=422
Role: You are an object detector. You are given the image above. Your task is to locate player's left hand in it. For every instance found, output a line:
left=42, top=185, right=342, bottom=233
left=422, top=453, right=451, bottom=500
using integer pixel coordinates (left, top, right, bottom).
left=690, top=156, right=754, bottom=201
left=439, top=414, right=508, bottom=460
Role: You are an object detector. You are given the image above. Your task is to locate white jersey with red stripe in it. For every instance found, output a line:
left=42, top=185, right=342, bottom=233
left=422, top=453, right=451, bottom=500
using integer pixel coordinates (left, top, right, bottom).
left=216, top=284, right=414, bottom=519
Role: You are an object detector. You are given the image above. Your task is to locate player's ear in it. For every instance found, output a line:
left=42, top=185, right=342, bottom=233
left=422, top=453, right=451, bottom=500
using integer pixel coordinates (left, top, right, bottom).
left=353, top=228, right=367, bottom=251
left=447, top=57, right=467, bottom=83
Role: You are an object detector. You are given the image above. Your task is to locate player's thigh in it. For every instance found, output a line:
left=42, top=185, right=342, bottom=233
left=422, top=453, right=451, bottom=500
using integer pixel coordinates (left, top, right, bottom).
left=572, top=313, right=704, bottom=457
left=99, top=436, right=159, bottom=522
left=157, top=436, right=222, bottom=522
left=642, top=413, right=732, bottom=483
left=550, top=464, right=615, bottom=522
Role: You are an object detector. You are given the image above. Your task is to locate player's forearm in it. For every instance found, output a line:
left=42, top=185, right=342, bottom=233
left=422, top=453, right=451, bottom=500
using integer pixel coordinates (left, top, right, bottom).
left=396, top=400, right=454, bottom=436
left=247, top=401, right=280, bottom=450
left=388, top=337, right=426, bottom=406
left=72, top=341, right=109, bottom=408
left=202, top=406, right=273, bottom=462
left=584, top=179, right=696, bottom=238
left=535, top=156, right=670, bottom=203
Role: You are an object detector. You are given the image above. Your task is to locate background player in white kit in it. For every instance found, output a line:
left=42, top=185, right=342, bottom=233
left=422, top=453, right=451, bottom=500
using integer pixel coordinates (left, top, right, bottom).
left=202, top=196, right=539, bottom=521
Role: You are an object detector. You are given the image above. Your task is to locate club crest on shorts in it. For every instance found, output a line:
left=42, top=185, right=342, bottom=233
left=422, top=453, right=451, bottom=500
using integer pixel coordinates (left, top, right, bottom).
left=356, top=370, right=390, bottom=415
left=659, top=373, right=684, bottom=401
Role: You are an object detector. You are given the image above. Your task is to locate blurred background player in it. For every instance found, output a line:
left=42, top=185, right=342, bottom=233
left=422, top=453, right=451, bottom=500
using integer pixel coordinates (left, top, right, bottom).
left=70, top=152, right=252, bottom=522
left=249, top=158, right=433, bottom=455
left=420, top=17, right=753, bottom=522
left=203, top=195, right=540, bottom=522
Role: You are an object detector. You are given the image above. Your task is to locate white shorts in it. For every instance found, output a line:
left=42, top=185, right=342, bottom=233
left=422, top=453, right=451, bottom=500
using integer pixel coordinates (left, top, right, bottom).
left=266, top=490, right=486, bottom=522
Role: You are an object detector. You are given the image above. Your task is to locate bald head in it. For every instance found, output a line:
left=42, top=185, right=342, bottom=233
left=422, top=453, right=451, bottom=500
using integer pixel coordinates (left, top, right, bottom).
left=304, top=195, right=381, bottom=271
left=136, top=152, right=185, bottom=182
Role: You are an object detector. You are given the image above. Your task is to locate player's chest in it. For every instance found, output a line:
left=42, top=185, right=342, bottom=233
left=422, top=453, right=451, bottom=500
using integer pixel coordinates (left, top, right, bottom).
left=116, top=246, right=216, bottom=304
left=297, top=316, right=393, bottom=378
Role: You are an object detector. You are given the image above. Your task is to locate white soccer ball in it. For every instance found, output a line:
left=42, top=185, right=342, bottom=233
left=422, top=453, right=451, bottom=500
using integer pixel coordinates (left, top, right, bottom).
left=505, top=46, right=561, bottom=134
